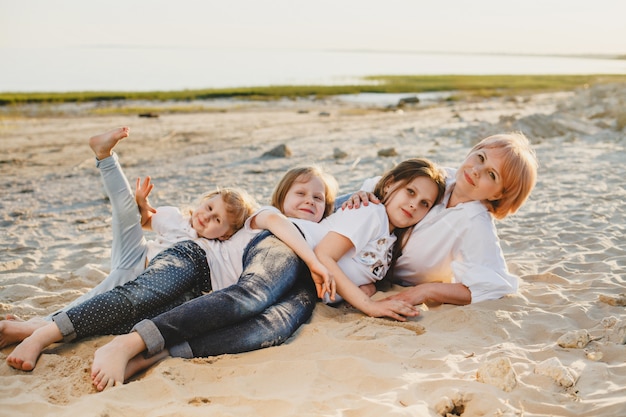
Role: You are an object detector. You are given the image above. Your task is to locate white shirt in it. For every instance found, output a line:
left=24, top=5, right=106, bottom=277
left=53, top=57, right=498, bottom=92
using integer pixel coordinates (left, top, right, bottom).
left=292, top=203, right=396, bottom=288
left=146, top=206, right=198, bottom=261
left=361, top=168, right=517, bottom=303
left=195, top=207, right=268, bottom=291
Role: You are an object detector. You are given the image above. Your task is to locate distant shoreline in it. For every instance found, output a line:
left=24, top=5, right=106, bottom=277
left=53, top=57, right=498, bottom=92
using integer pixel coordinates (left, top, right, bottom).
left=324, top=48, right=626, bottom=61
left=2, top=74, right=626, bottom=109
left=15, top=45, right=624, bottom=60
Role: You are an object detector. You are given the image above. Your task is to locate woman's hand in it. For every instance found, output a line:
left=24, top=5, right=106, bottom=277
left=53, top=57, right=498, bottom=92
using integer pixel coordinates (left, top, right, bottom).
left=341, top=191, right=380, bottom=210
left=362, top=299, right=420, bottom=321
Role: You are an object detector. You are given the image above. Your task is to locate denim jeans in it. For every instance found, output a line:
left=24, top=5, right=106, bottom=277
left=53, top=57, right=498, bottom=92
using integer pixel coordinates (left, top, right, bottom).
left=54, top=240, right=210, bottom=341
left=169, top=276, right=316, bottom=358
left=134, top=231, right=316, bottom=356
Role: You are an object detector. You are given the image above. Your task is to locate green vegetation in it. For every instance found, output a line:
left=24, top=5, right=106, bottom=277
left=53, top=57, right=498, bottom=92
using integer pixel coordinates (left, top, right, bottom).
left=90, top=105, right=227, bottom=116
left=2, top=74, right=626, bottom=106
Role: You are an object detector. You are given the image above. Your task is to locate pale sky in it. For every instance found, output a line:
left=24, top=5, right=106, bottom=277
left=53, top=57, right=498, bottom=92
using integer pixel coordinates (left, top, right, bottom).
left=1, top=0, right=625, bottom=55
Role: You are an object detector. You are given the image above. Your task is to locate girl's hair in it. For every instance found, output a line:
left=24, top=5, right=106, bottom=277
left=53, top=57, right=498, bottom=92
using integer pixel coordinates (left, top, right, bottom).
left=471, top=132, right=538, bottom=220
left=373, top=158, right=446, bottom=274
left=195, top=187, right=258, bottom=236
left=271, top=166, right=339, bottom=219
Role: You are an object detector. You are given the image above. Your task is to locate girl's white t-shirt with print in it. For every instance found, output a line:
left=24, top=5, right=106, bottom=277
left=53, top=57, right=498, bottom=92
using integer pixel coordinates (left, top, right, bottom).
left=292, top=203, right=396, bottom=288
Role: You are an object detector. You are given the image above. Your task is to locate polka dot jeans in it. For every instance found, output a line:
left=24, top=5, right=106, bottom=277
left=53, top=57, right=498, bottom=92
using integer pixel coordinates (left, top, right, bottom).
left=53, top=240, right=210, bottom=341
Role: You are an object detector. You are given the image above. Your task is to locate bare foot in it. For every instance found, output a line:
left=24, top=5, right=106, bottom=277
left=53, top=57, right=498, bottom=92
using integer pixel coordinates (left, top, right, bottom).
left=89, top=126, right=130, bottom=160
left=0, top=318, right=47, bottom=348
left=125, top=349, right=169, bottom=381
left=6, top=323, right=63, bottom=371
left=91, top=332, right=146, bottom=391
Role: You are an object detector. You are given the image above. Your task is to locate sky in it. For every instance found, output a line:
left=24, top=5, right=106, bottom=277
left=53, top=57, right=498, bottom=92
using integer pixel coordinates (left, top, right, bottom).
left=1, top=0, right=625, bottom=55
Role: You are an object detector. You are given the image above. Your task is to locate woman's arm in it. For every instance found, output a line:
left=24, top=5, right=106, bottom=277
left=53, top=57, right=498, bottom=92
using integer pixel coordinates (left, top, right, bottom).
left=314, top=232, right=419, bottom=321
left=251, top=210, right=335, bottom=300
left=385, top=282, right=471, bottom=306
left=340, top=191, right=380, bottom=210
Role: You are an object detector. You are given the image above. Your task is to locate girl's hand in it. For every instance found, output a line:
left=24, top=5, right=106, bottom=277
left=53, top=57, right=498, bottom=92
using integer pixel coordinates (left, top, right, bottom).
left=308, top=260, right=336, bottom=301
left=362, top=299, right=419, bottom=321
left=135, top=177, right=157, bottom=213
left=341, top=191, right=380, bottom=210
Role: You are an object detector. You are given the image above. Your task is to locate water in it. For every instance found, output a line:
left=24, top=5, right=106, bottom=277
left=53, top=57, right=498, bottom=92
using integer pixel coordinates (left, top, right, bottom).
left=1, top=47, right=625, bottom=93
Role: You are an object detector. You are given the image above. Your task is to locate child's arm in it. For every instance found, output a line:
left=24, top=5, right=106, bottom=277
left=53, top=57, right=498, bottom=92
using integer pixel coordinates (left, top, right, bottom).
left=250, top=211, right=335, bottom=300
left=135, top=177, right=157, bottom=230
left=314, top=232, right=419, bottom=321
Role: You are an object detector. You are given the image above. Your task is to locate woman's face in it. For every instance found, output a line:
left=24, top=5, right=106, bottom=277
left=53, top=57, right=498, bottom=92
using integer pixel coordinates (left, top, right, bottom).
left=455, top=147, right=505, bottom=203
left=282, top=176, right=326, bottom=223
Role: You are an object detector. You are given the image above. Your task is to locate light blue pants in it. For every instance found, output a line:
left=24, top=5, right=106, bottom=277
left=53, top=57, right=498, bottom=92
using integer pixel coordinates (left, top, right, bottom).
left=47, top=152, right=147, bottom=318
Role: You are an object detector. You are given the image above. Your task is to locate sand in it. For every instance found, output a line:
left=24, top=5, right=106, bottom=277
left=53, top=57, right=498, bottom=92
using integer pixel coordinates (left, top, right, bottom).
left=1, top=85, right=625, bottom=416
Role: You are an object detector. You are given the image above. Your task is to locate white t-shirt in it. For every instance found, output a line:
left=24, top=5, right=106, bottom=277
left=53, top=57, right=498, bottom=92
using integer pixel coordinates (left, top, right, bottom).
left=361, top=168, right=517, bottom=303
left=292, top=203, right=396, bottom=288
left=146, top=206, right=198, bottom=261
left=195, top=206, right=269, bottom=291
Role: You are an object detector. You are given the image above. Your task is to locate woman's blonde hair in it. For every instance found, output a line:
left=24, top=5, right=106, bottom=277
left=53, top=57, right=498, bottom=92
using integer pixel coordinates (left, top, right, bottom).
left=271, top=166, right=338, bottom=219
left=194, top=187, right=258, bottom=237
left=471, top=132, right=538, bottom=219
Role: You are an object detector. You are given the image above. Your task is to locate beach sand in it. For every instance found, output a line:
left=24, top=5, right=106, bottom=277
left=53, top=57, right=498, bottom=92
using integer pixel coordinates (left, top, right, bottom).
left=1, top=85, right=625, bottom=416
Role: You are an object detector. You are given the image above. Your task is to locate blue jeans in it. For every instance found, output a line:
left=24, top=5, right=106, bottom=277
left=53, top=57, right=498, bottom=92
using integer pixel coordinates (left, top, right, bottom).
left=53, top=240, right=210, bottom=341
left=134, top=231, right=317, bottom=356
left=171, top=277, right=316, bottom=358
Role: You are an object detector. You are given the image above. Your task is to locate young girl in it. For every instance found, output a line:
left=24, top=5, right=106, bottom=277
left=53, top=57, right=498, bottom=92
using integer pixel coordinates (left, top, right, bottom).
left=0, top=127, right=256, bottom=347
left=87, top=158, right=446, bottom=390
left=345, top=132, right=538, bottom=305
left=6, top=166, right=337, bottom=373
left=92, top=127, right=255, bottom=284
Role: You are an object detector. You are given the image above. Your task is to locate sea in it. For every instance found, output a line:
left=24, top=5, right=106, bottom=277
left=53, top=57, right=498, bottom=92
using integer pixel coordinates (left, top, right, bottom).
left=1, top=47, right=625, bottom=93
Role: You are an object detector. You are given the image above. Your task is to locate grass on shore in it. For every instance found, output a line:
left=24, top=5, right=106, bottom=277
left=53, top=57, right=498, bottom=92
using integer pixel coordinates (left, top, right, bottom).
left=2, top=74, right=626, bottom=106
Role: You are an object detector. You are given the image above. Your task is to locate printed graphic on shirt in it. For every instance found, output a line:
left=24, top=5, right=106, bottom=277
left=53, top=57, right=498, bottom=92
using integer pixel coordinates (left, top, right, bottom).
left=355, top=237, right=394, bottom=279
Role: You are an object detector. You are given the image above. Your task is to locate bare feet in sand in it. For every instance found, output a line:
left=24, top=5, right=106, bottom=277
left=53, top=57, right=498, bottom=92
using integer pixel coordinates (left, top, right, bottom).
left=89, top=126, right=130, bottom=160
left=125, top=350, right=169, bottom=380
left=0, top=318, right=47, bottom=348
left=91, top=332, right=147, bottom=391
left=6, top=323, right=63, bottom=371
